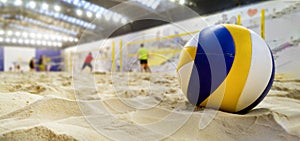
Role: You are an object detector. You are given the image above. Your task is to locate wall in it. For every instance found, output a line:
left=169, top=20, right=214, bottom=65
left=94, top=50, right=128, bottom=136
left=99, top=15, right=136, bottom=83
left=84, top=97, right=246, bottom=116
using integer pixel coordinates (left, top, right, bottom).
left=2, top=46, right=63, bottom=72
left=4, top=47, right=35, bottom=71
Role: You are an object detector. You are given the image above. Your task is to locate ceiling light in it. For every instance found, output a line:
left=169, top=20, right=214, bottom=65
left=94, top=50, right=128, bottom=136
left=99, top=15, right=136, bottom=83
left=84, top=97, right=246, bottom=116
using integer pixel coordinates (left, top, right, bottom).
left=43, top=34, right=49, bottom=40
left=22, top=32, right=28, bottom=38
left=62, top=15, right=68, bottom=21
left=12, top=38, right=17, bottom=43
left=170, top=0, right=175, bottom=2
left=63, top=36, right=68, bottom=41
left=42, top=41, right=47, bottom=46
left=15, top=31, right=21, bottom=37
left=74, top=38, right=78, bottom=42
left=6, top=30, right=12, bottom=36
left=51, top=35, right=56, bottom=40
left=30, top=33, right=36, bottom=38
left=37, top=33, right=42, bottom=39
left=83, top=2, right=90, bottom=9
left=96, top=13, right=102, bottom=19
left=86, top=11, right=93, bottom=18
left=76, top=9, right=83, bottom=16
left=0, top=38, right=3, bottom=42
left=18, top=39, right=23, bottom=44
left=0, top=30, right=4, bottom=35
left=56, top=0, right=129, bottom=28
left=90, top=5, right=98, bottom=13
left=56, top=35, right=62, bottom=41
left=75, top=20, right=80, bottom=24
left=58, top=42, right=62, bottom=47
left=179, top=0, right=185, bottom=5
left=73, top=0, right=79, bottom=5
left=54, top=5, right=61, bottom=12
left=54, top=13, right=59, bottom=18
left=25, top=39, right=30, bottom=44
left=97, top=7, right=104, bottom=14
left=29, top=1, right=36, bottom=9
left=1, top=0, right=7, bottom=3
left=47, top=42, right=52, bottom=46
left=30, top=40, right=36, bottom=45
left=79, top=21, right=84, bottom=26
left=42, top=3, right=49, bottom=10
left=71, top=18, right=76, bottom=23
left=14, top=0, right=22, bottom=6
left=36, top=40, right=41, bottom=45
left=5, top=38, right=10, bottom=43
left=69, top=37, right=74, bottom=42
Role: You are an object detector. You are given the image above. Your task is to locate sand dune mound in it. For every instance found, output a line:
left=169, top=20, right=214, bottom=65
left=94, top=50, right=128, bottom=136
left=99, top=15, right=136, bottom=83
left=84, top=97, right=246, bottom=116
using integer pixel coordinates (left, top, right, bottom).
left=0, top=72, right=75, bottom=100
left=270, top=80, right=300, bottom=100
left=0, top=126, right=77, bottom=141
left=0, top=97, right=81, bottom=121
left=166, top=109, right=300, bottom=141
left=0, top=92, right=42, bottom=116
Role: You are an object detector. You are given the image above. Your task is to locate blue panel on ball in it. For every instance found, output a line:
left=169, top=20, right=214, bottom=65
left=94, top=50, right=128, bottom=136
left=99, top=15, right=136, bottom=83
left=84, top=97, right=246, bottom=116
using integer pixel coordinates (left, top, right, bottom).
left=187, top=64, right=202, bottom=105
left=188, top=26, right=235, bottom=105
left=188, top=54, right=211, bottom=105
left=237, top=49, right=275, bottom=114
left=210, top=25, right=235, bottom=74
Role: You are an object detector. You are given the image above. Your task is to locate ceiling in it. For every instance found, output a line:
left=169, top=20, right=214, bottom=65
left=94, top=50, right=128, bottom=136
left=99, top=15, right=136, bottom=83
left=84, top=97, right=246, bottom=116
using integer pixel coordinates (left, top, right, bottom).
left=0, top=0, right=262, bottom=49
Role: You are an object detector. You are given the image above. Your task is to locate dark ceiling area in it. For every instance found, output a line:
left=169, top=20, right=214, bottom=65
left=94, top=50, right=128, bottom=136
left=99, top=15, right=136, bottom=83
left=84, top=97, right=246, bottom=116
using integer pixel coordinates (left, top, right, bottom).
left=0, top=0, right=266, bottom=49
left=109, top=19, right=169, bottom=38
left=191, top=0, right=264, bottom=14
left=106, top=0, right=266, bottom=39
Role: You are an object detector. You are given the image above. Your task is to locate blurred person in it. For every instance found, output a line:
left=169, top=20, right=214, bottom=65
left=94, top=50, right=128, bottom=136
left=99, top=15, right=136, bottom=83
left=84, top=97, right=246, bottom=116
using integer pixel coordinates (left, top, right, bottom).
left=15, top=64, right=21, bottom=72
left=29, top=57, right=36, bottom=71
left=45, top=57, right=52, bottom=72
left=81, top=52, right=93, bottom=72
left=137, top=44, right=151, bottom=72
left=38, top=55, right=46, bottom=71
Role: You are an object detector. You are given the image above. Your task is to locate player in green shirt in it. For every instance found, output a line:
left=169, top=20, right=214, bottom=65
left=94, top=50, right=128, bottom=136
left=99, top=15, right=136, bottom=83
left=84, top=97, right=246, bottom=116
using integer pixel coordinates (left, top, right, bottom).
left=137, top=44, right=151, bottom=72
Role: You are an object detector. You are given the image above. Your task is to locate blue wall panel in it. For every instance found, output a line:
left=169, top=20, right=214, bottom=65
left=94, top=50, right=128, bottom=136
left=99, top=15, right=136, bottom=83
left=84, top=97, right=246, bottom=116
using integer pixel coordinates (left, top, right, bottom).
left=0, top=47, right=4, bottom=71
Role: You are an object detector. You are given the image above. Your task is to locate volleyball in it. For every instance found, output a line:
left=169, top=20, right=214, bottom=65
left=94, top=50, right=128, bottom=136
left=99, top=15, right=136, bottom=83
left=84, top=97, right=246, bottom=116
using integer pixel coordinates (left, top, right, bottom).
left=177, top=24, right=275, bottom=113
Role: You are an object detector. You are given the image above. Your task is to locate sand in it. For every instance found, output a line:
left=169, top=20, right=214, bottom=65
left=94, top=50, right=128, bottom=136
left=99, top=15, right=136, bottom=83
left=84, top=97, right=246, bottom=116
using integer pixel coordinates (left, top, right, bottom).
left=0, top=72, right=299, bottom=141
